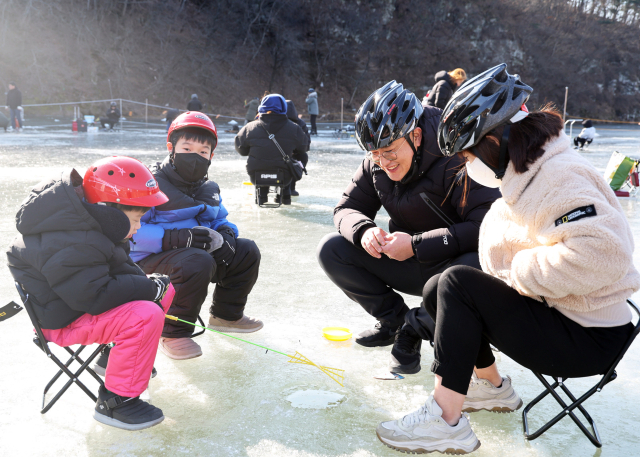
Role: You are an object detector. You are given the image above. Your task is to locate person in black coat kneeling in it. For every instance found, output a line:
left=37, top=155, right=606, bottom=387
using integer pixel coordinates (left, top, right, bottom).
left=316, top=81, right=500, bottom=374
left=235, top=94, right=308, bottom=205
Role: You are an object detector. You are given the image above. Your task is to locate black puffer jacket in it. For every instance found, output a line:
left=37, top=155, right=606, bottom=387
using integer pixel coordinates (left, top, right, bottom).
left=187, top=98, right=203, bottom=111
left=425, top=71, right=455, bottom=110
left=6, top=170, right=156, bottom=329
left=6, top=87, right=22, bottom=109
left=235, top=113, right=308, bottom=176
left=334, top=106, right=501, bottom=265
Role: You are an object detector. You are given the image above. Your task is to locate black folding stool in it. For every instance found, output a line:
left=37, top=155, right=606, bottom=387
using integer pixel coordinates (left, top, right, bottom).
left=522, top=298, right=640, bottom=447
left=253, top=170, right=288, bottom=208
left=15, top=282, right=107, bottom=414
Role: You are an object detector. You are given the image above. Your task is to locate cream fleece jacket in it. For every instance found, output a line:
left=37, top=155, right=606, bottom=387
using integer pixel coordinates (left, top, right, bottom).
left=479, top=131, right=639, bottom=327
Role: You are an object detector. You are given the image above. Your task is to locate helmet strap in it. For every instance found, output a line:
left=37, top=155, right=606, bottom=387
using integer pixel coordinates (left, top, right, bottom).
left=400, top=132, right=421, bottom=185
left=470, top=124, right=511, bottom=180
left=496, top=124, right=511, bottom=179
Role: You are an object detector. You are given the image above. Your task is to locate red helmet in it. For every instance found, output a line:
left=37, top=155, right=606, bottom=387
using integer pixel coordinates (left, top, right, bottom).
left=167, top=111, right=218, bottom=152
left=83, top=156, right=169, bottom=207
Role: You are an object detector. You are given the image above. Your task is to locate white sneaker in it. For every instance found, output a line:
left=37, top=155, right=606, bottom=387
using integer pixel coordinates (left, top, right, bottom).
left=376, top=395, right=481, bottom=454
left=462, top=373, right=523, bottom=413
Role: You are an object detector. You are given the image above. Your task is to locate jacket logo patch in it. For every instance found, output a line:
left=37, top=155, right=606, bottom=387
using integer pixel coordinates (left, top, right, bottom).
left=443, top=235, right=448, bottom=245
left=212, top=193, right=220, bottom=201
left=555, top=205, right=596, bottom=226
left=146, top=179, right=157, bottom=188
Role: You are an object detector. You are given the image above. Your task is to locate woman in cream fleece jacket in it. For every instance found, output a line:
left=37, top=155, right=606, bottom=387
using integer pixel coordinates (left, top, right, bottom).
left=375, top=63, right=638, bottom=456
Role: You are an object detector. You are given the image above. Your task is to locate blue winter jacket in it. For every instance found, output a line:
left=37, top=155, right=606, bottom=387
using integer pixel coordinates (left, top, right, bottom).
left=130, top=156, right=238, bottom=262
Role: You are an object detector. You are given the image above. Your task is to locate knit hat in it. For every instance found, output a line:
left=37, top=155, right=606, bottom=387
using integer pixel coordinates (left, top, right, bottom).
left=191, top=94, right=198, bottom=99
left=258, top=94, right=287, bottom=115
left=582, top=119, right=593, bottom=128
left=308, top=88, right=315, bottom=93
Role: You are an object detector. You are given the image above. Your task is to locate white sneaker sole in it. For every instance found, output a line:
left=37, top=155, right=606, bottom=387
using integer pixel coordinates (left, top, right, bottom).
left=377, top=432, right=481, bottom=455
left=207, top=322, right=264, bottom=333
left=462, top=397, right=523, bottom=413
left=93, top=411, right=164, bottom=431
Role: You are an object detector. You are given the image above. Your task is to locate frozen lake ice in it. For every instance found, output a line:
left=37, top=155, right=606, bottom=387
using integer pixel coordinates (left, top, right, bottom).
left=1, top=123, right=639, bottom=457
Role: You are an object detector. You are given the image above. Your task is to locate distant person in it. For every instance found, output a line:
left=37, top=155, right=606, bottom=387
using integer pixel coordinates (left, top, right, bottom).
left=6, top=82, right=23, bottom=132
left=235, top=94, right=308, bottom=205
left=574, top=119, right=596, bottom=149
left=0, top=110, right=9, bottom=132
left=187, top=94, right=203, bottom=111
left=425, top=68, right=467, bottom=110
left=244, top=97, right=259, bottom=125
left=306, top=88, right=319, bottom=135
left=286, top=99, right=310, bottom=197
left=164, top=105, right=180, bottom=132
left=101, top=102, right=121, bottom=131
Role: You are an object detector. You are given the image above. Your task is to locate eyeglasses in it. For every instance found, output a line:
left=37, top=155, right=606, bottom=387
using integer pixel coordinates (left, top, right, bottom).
left=366, top=138, right=407, bottom=163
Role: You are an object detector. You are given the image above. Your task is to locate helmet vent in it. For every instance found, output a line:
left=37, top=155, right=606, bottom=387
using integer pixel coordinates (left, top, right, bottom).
left=108, top=170, right=114, bottom=176
left=129, top=173, right=135, bottom=178
left=92, top=167, right=98, bottom=172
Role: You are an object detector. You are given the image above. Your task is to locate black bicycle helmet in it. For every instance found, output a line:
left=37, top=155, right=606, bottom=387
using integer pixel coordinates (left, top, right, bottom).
left=437, top=63, right=533, bottom=158
left=355, top=81, right=423, bottom=152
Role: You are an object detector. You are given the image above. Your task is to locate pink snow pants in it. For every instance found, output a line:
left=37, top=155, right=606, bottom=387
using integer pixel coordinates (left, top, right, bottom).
left=42, top=284, right=175, bottom=397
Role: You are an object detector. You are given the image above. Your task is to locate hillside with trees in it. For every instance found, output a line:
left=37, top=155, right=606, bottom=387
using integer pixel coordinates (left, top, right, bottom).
left=1, top=0, right=639, bottom=120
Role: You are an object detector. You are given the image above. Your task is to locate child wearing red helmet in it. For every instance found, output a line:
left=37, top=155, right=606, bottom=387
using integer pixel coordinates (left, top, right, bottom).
left=131, top=111, right=262, bottom=360
left=7, top=156, right=174, bottom=431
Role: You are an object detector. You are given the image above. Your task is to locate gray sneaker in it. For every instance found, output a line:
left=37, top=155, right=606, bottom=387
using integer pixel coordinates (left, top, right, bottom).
left=208, top=314, right=263, bottom=333
left=376, top=395, right=481, bottom=454
left=462, top=373, right=523, bottom=413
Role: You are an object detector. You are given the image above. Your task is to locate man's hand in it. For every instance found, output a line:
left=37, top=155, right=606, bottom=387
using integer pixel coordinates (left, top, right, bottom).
left=381, top=232, right=414, bottom=261
left=361, top=227, right=388, bottom=259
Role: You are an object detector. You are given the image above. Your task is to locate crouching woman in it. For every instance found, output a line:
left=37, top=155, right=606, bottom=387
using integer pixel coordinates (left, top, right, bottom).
left=376, top=64, right=640, bottom=455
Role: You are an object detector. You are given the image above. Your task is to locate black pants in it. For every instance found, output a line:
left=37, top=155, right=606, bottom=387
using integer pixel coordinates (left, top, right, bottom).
left=138, top=239, right=261, bottom=338
left=574, top=137, right=593, bottom=148
left=310, top=114, right=317, bottom=134
left=101, top=118, right=118, bottom=129
left=316, top=232, right=480, bottom=327
left=421, top=266, right=633, bottom=395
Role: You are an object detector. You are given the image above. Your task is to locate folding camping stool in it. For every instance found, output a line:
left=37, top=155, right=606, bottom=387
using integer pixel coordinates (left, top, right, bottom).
left=254, top=170, right=287, bottom=208
left=15, top=282, right=107, bottom=414
left=522, top=299, right=640, bottom=447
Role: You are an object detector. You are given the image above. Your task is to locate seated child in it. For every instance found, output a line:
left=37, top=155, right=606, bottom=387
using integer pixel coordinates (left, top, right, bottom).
left=7, top=156, right=174, bottom=431
left=574, top=119, right=596, bottom=149
left=131, top=111, right=262, bottom=361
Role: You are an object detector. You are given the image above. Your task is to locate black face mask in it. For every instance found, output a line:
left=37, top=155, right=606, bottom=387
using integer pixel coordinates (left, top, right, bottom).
left=173, top=153, right=211, bottom=182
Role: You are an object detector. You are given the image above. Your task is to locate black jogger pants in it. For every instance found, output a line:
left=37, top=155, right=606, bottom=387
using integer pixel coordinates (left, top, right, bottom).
left=316, top=232, right=480, bottom=328
left=138, top=238, right=261, bottom=338
left=421, top=266, right=633, bottom=395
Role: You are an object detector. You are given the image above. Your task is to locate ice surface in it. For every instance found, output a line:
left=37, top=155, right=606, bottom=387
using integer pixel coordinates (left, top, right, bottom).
left=1, top=125, right=639, bottom=456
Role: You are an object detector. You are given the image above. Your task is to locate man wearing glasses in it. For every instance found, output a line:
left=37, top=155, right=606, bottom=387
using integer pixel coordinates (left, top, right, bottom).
left=317, top=81, right=500, bottom=374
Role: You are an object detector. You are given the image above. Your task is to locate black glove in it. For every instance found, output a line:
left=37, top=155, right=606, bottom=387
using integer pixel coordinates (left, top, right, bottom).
left=162, top=228, right=212, bottom=251
left=149, top=273, right=171, bottom=304
left=214, top=226, right=237, bottom=266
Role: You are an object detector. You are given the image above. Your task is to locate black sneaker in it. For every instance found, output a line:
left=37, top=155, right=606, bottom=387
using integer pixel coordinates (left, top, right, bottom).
left=94, top=386, right=164, bottom=431
left=355, top=322, right=399, bottom=347
left=281, top=195, right=292, bottom=205
left=93, top=345, right=157, bottom=378
left=389, top=324, right=422, bottom=374
left=290, top=190, right=300, bottom=197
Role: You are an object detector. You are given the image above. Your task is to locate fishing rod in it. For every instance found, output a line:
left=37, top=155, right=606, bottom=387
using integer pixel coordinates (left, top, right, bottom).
left=165, top=315, right=345, bottom=386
